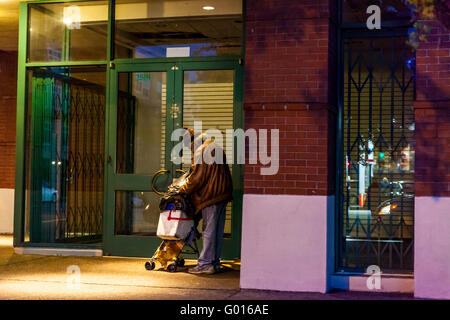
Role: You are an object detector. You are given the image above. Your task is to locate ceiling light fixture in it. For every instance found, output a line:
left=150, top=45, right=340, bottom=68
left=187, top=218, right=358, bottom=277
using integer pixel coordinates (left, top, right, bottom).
left=202, top=6, right=215, bottom=11
left=63, top=18, right=73, bottom=25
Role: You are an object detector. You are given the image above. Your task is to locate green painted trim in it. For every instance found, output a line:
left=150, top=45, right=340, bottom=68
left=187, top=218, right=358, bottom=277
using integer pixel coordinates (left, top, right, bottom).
left=25, top=61, right=108, bottom=67
left=13, top=1, right=29, bottom=247
left=176, top=60, right=239, bottom=70
left=166, top=65, right=176, bottom=176
left=102, top=60, right=116, bottom=255
left=228, top=0, right=245, bottom=260
left=113, top=56, right=242, bottom=65
left=101, top=41, right=113, bottom=255
left=63, top=26, right=70, bottom=61
left=172, top=63, right=183, bottom=175
left=103, top=236, right=161, bottom=257
left=115, top=62, right=174, bottom=72
left=105, top=237, right=236, bottom=259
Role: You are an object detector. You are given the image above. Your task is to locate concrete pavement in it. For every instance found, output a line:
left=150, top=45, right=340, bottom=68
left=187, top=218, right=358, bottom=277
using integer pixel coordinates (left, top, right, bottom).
left=0, top=235, right=414, bottom=300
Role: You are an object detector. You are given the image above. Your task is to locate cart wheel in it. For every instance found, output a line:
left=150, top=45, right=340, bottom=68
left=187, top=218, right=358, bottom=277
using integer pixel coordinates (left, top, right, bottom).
left=145, top=261, right=156, bottom=271
left=167, top=263, right=177, bottom=273
left=177, top=258, right=185, bottom=267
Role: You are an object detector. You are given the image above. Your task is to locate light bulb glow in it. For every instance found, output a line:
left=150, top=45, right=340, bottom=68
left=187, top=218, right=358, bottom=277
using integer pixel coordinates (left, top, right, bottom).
left=63, top=18, right=73, bottom=25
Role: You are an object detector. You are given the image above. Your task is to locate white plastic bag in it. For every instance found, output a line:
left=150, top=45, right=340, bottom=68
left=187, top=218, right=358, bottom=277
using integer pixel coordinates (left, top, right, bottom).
left=157, top=209, right=194, bottom=240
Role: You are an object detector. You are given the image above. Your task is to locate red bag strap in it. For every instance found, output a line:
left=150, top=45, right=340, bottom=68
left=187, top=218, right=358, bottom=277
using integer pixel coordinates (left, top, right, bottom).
left=167, top=209, right=192, bottom=221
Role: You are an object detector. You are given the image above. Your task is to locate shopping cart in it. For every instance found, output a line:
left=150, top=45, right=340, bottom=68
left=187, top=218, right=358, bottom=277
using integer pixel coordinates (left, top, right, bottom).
left=144, top=169, right=200, bottom=272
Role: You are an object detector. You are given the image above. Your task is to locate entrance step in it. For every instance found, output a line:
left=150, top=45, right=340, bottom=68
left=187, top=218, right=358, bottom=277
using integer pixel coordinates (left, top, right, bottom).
left=14, top=247, right=103, bottom=257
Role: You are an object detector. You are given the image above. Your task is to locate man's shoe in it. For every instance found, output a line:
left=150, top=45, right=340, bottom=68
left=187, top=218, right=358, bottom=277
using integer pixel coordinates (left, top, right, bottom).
left=188, top=265, right=215, bottom=275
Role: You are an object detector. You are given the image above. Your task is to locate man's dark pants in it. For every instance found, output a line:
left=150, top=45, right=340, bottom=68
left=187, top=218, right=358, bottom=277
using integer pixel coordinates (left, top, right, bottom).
left=197, top=200, right=228, bottom=269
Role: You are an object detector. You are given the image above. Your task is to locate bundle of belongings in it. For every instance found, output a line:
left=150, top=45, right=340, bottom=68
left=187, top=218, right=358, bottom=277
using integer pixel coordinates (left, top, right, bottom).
left=145, top=170, right=199, bottom=272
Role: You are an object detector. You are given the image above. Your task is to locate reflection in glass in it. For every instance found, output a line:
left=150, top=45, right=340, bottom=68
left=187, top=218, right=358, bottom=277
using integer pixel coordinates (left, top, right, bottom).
left=183, top=70, right=234, bottom=236
left=114, top=0, right=243, bottom=58
left=115, top=191, right=161, bottom=235
left=117, top=72, right=166, bottom=174
left=24, top=66, right=106, bottom=244
left=28, top=2, right=108, bottom=62
left=341, top=37, right=415, bottom=271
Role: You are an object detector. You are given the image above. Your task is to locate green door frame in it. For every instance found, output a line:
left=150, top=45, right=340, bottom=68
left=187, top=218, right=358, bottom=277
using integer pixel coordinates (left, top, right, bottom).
left=103, top=59, right=244, bottom=258
left=13, top=0, right=244, bottom=258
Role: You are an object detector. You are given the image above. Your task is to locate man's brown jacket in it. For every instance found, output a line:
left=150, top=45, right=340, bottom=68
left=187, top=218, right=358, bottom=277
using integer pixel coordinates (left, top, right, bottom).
left=178, top=140, right=233, bottom=214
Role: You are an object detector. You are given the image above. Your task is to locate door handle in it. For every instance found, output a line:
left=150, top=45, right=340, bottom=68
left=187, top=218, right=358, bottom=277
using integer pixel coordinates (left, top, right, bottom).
left=107, top=155, right=112, bottom=164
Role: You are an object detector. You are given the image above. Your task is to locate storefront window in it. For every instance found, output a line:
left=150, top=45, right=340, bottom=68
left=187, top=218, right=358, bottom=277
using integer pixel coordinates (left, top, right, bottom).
left=18, top=0, right=243, bottom=256
left=340, top=37, right=415, bottom=271
left=114, top=0, right=243, bottom=58
left=24, top=66, right=106, bottom=244
left=28, top=1, right=108, bottom=62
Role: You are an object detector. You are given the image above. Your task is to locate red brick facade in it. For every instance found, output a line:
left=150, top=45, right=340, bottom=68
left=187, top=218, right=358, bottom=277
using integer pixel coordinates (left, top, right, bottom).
left=414, top=20, right=450, bottom=197
left=243, top=0, right=337, bottom=196
left=0, top=51, right=17, bottom=189
left=1, top=2, right=449, bottom=200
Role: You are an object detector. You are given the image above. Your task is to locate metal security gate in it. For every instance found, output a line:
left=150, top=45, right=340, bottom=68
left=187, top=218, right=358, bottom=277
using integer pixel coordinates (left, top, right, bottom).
left=28, top=69, right=106, bottom=243
left=340, top=36, right=415, bottom=272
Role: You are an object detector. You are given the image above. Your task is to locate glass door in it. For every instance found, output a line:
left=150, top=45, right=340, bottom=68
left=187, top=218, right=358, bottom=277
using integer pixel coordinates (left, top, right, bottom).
left=180, top=61, right=243, bottom=259
left=103, top=60, right=243, bottom=258
left=103, top=62, right=178, bottom=256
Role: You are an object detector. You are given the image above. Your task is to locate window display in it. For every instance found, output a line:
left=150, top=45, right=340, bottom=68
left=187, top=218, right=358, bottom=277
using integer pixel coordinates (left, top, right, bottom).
left=341, top=37, right=415, bottom=271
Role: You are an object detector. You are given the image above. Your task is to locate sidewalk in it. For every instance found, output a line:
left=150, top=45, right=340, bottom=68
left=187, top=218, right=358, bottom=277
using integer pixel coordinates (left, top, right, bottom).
left=0, top=235, right=414, bottom=300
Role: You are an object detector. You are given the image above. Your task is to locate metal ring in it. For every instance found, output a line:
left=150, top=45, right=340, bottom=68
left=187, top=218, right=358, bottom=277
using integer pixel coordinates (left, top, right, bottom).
left=151, top=169, right=187, bottom=196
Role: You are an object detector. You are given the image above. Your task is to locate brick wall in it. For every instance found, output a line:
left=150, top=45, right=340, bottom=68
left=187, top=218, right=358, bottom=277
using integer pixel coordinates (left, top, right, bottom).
left=243, top=0, right=337, bottom=196
left=414, top=20, right=450, bottom=197
left=0, top=51, right=17, bottom=189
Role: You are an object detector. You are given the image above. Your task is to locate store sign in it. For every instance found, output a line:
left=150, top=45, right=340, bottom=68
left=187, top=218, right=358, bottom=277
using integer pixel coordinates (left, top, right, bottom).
left=166, top=47, right=190, bottom=58
left=136, top=73, right=151, bottom=81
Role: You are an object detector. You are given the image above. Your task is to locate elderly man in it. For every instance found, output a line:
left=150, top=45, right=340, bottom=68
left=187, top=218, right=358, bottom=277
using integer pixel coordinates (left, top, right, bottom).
left=178, top=130, right=233, bottom=274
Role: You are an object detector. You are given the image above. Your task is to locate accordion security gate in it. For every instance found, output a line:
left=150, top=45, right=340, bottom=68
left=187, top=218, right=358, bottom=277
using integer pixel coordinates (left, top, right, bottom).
left=340, top=36, right=415, bottom=272
left=28, top=70, right=106, bottom=244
